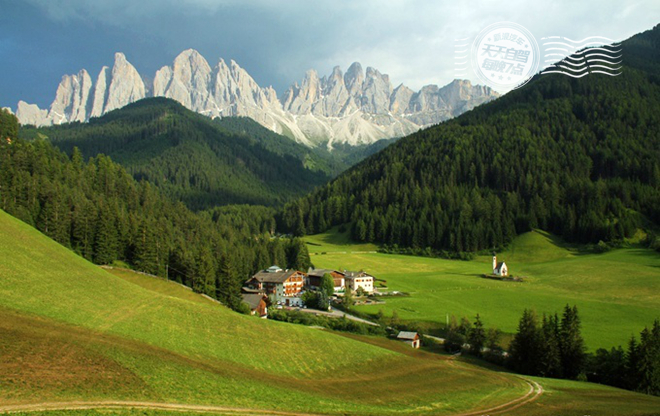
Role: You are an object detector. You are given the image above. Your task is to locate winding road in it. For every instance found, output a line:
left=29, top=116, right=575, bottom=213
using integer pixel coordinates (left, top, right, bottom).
left=0, top=377, right=543, bottom=416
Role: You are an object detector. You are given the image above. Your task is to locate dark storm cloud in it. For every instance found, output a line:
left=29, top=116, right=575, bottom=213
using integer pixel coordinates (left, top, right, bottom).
left=1, top=0, right=658, bottom=109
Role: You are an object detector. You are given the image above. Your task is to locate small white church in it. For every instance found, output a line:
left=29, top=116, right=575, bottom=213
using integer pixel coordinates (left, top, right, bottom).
left=492, top=253, right=508, bottom=276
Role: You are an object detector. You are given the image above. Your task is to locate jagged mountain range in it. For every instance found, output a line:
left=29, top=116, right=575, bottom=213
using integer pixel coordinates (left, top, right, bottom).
left=15, top=49, right=498, bottom=147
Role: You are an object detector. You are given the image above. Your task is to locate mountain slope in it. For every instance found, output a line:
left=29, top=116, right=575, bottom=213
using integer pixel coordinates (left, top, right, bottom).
left=22, top=98, right=332, bottom=209
left=1, top=116, right=316, bottom=312
left=14, top=49, right=498, bottom=148
left=214, top=116, right=396, bottom=175
left=213, top=115, right=348, bottom=175
left=0, top=207, right=543, bottom=414
left=281, top=24, right=660, bottom=250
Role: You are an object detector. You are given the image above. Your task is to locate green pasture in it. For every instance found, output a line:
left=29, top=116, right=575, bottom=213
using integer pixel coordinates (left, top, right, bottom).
left=308, top=228, right=660, bottom=350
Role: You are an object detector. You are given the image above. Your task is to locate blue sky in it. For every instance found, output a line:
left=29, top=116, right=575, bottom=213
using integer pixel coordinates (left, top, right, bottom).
left=1, top=0, right=658, bottom=109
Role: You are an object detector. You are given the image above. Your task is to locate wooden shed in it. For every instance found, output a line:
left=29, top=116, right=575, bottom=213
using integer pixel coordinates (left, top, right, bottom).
left=397, top=331, right=420, bottom=348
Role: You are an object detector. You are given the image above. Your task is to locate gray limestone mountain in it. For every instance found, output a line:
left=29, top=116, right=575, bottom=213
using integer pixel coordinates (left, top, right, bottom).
left=17, top=53, right=147, bottom=126
left=15, top=49, right=498, bottom=148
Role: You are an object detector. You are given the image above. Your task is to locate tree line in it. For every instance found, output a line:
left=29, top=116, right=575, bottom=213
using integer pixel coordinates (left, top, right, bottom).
left=448, top=304, right=660, bottom=397
left=508, top=306, right=586, bottom=379
left=0, top=109, right=311, bottom=311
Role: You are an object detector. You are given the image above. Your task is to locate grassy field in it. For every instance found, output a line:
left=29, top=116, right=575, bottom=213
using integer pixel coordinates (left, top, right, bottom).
left=104, top=267, right=217, bottom=306
left=508, top=376, right=660, bottom=416
left=0, top=210, right=658, bottom=414
left=307, top=228, right=660, bottom=350
left=0, top=209, right=539, bottom=415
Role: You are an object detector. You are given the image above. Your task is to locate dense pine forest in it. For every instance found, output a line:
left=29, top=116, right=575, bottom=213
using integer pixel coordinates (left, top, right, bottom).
left=0, top=109, right=311, bottom=310
left=280, top=25, right=660, bottom=252
left=20, top=99, right=333, bottom=210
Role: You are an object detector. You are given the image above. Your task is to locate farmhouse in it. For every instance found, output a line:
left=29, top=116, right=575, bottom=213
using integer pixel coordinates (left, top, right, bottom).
left=397, top=331, right=420, bottom=349
left=492, top=254, right=508, bottom=277
left=344, top=270, right=374, bottom=294
left=241, top=293, right=268, bottom=318
left=307, top=268, right=346, bottom=293
left=246, top=266, right=306, bottom=301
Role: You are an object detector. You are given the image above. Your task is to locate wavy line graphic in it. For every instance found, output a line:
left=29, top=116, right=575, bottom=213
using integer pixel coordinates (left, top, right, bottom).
left=554, top=64, right=588, bottom=73
left=591, top=70, right=621, bottom=76
left=578, top=49, right=622, bottom=57
left=582, top=53, right=622, bottom=60
left=588, top=58, right=622, bottom=65
left=563, top=55, right=586, bottom=61
left=542, top=35, right=616, bottom=43
left=543, top=43, right=620, bottom=52
left=556, top=60, right=587, bottom=68
left=454, top=37, right=470, bottom=77
left=589, top=64, right=622, bottom=71
left=542, top=70, right=591, bottom=78
left=540, top=35, right=622, bottom=78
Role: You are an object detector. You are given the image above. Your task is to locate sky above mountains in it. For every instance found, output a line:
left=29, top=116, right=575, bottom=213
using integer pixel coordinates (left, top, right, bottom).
left=1, top=0, right=658, bottom=109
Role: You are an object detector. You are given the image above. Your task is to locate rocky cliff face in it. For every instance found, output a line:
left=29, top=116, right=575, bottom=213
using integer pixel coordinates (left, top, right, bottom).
left=15, top=50, right=498, bottom=148
left=17, top=53, right=146, bottom=127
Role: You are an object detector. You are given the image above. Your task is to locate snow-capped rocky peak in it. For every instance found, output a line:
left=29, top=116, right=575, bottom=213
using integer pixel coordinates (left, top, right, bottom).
left=14, top=50, right=499, bottom=147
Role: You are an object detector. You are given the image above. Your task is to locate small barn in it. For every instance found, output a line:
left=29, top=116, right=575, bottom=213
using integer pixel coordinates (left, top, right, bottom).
left=397, top=331, right=420, bottom=349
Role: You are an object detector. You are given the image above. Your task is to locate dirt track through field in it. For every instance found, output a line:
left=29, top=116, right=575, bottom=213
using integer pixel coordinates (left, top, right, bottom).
left=0, top=378, right=543, bottom=416
left=453, top=376, right=544, bottom=416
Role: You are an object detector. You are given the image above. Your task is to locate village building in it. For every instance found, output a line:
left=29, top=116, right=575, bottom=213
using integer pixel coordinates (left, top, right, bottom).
left=492, top=254, right=508, bottom=276
left=245, top=266, right=306, bottom=301
left=307, top=268, right=346, bottom=293
left=344, top=270, right=374, bottom=294
left=241, top=293, right=269, bottom=318
left=397, top=331, right=420, bottom=348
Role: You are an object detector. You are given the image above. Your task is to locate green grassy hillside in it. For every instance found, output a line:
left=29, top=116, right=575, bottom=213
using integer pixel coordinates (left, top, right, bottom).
left=0, top=208, right=545, bottom=415
left=2, top=209, right=659, bottom=414
left=308, top=228, right=660, bottom=350
left=104, top=267, right=218, bottom=306
left=305, top=226, right=379, bottom=253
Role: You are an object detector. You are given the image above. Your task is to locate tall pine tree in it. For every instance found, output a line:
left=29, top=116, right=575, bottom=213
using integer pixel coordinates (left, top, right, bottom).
left=559, top=305, right=586, bottom=379
left=468, top=314, right=486, bottom=357
left=539, top=313, right=562, bottom=378
left=509, top=309, right=542, bottom=375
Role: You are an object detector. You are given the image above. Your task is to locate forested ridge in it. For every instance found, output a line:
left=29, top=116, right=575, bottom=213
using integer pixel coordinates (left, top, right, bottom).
left=0, top=109, right=311, bottom=311
left=281, top=25, right=660, bottom=252
left=20, top=98, right=332, bottom=210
